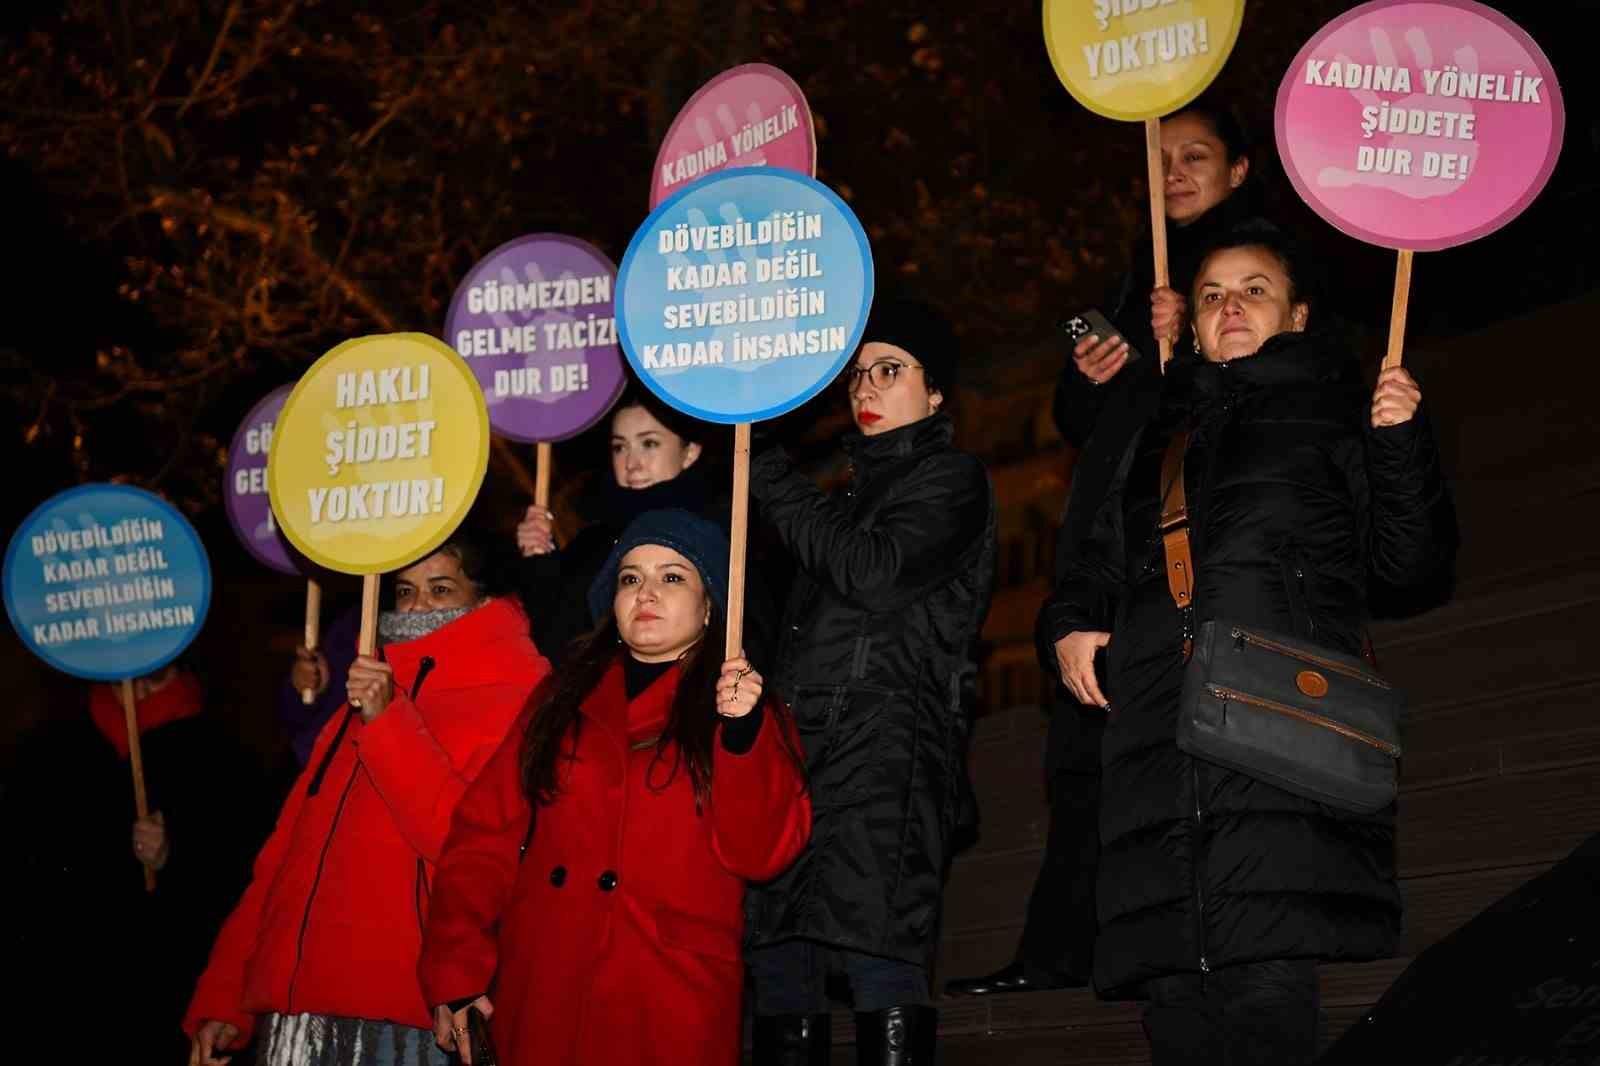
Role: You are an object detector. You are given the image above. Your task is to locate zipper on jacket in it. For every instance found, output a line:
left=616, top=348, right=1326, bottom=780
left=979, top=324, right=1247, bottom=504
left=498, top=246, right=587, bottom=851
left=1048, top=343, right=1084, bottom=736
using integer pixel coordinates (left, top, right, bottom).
left=414, top=857, right=430, bottom=938
left=1205, top=684, right=1400, bottom=756
left=307, top=708, right=357, bottom=797
left=410, top=655, right=437, bottom=700
left=287, top=763, right=359, bottom=1009
left=1229, top=627, right=1390, bottom=689
left=1291, top=560, right=1316, bottom=641
left=1189, top=761, right=1211, bottom=974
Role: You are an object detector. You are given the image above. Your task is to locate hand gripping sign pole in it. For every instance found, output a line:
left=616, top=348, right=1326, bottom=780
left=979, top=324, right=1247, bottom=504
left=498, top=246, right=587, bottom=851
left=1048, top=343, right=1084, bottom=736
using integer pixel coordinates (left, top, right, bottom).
left=268, top=334, right=490, bottom=664
left=117, top=677, right=154, bottom=890
left=1044, top=0, right=1247, bottom=369
left=444, top=233, right=629, bottom=532
left=5, top=484, right=213, bottom=892
left=616, top=167, right=874, bottom=659
left=1275, top=0, right=1564, bottom=371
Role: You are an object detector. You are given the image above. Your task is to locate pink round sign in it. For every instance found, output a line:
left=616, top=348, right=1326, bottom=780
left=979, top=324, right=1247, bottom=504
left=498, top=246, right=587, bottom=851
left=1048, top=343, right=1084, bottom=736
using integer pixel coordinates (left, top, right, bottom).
left=1275, top=0, right=1563, bottom=252
left=650, top=63, right=816, bottom=209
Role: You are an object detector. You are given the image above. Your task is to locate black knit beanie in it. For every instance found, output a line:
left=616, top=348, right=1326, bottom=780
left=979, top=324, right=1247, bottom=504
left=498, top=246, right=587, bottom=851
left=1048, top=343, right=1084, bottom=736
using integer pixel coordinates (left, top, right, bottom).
left=859, top=297, right=960, bottom=394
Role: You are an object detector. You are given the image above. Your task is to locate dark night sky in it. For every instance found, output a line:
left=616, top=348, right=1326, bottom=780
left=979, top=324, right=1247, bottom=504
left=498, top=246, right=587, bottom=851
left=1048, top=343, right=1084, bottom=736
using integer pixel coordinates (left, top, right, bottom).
left=1, top=1, right=1597, bottom=762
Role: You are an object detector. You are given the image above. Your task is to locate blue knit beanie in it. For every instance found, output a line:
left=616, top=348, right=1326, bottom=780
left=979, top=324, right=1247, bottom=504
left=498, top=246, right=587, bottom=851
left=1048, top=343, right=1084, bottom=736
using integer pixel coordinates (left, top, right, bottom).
left=587, top=509, right=731, bottom=624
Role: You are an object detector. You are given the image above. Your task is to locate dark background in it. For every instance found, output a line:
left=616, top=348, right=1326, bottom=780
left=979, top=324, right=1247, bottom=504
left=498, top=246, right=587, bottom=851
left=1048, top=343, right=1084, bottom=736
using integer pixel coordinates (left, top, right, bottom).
left=2, top=0, right=1596, bottom=775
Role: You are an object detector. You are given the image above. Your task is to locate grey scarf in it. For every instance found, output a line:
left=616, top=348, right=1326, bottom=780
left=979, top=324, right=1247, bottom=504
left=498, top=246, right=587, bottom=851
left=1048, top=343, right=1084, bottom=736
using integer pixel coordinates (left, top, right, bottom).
left=377, top=604, right=475, bottom=644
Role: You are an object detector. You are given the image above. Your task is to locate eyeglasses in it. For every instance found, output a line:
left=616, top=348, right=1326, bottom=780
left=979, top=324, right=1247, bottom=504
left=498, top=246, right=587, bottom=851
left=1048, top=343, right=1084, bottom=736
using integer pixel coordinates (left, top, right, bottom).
left=843, top=360, right=924, bottom=392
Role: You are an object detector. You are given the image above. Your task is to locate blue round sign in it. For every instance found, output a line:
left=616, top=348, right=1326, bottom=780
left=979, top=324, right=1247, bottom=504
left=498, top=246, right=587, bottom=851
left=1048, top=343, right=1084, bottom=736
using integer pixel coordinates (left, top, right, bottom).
left=4, top=484, right=212, bottom=681
left=616, top=167, right=874, bottom=424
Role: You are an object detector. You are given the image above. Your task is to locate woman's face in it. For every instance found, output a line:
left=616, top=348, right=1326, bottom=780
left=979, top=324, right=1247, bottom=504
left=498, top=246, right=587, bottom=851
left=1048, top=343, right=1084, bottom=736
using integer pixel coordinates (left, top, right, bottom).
left=847, top=341, right=942, bottom=436
left=1191, top=246, right=1309, bottom=364
left=1161, top=111, right=1248, bottom=227
left=613, top=544, right=709, bottom=663
left=394, top=550, right=479, bottom=613
left=611, top=405, right=701, bottom=490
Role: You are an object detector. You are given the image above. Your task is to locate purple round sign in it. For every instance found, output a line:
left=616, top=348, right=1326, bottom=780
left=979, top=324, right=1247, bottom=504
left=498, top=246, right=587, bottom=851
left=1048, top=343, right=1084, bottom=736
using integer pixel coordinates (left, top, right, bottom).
left=445, top=234, right=628, bottom=443
left=225, top=384, right=301, bottom=575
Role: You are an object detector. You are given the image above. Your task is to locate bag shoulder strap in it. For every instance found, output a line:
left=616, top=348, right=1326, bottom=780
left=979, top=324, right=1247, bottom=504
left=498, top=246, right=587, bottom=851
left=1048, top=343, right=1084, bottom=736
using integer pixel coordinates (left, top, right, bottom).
left=1159, top=428, right=1195, bottom=604
left=1159, top=426, right=1382, bottom=670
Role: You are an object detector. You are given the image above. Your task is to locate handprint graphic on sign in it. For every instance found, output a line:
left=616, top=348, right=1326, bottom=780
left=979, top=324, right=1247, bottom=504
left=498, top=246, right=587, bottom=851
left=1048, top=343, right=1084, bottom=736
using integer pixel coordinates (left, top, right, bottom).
left=1315, top=26, right=1481, bottom=200
left=1276, top=0, right=1563, bottom=252
left=650, top=64, right=815, bottom=209
left=444, top=235, right=627, bottom=444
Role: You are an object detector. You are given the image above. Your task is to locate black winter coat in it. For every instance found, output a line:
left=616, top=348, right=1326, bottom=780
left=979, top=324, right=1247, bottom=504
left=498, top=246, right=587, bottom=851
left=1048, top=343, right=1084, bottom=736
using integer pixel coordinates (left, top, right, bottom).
left=1051, top=191, right=1267, bottom=573
left=1039, top=332, right=1458, bottom=992
left=744, top=414, right=998, bottom=964
left=519, top=464, right=777, bottom=671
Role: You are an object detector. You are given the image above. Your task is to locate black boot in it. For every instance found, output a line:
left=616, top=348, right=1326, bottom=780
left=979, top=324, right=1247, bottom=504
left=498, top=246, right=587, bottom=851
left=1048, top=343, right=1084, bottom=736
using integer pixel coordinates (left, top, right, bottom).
left=854, top=1005, right=937, bottom=1065
left=752, top=1013, right=832, bottom=1066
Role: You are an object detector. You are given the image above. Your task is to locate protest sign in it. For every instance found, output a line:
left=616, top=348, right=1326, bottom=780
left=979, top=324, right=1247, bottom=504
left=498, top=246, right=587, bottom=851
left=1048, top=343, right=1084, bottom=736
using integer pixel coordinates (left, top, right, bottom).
left=617, top=167, right=873, bottom=424
left=5, top=483, right=212, bottom=890
left=651, top=63, right=816, bottom=209
left=445, top=234, right=627, bottom=508
left=1043, top=0, right=1247, bottom=365
left=617, top=166, right=873, bottom=653
left=1043, top=0, right=1246, bottom=122
left=225, top=384, right=331, bottom=703
left=1275, top=0, right=1564, bottom=365
left=268, top=333, right=490, bottom=655
left=225, top=384, right=298, bottom=575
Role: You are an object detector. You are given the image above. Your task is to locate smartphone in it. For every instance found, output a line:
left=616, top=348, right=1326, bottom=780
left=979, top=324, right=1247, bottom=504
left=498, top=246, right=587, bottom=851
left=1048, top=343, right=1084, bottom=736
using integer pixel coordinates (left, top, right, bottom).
left=466, top=1006, right=499, bottom=1066
left=1058, top=308, right=1143, bottom=367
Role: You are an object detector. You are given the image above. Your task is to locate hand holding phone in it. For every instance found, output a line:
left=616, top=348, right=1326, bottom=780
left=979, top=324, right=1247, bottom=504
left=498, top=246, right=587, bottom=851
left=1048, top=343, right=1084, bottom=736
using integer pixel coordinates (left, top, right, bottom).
left=1059, top=309, right=1142, bottom=386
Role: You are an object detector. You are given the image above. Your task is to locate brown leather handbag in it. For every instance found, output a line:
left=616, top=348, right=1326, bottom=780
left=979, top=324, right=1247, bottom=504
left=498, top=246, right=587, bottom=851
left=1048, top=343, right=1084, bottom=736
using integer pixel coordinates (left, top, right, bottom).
left=1160, top=430, right=1404, bottom=814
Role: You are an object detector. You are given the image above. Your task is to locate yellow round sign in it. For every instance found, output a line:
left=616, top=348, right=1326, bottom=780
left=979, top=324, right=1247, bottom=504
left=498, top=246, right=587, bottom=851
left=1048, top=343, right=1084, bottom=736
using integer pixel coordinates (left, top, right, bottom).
left=268, top=333, right=490, bottom=575
left=1043, top=0, right=1246, bottom=122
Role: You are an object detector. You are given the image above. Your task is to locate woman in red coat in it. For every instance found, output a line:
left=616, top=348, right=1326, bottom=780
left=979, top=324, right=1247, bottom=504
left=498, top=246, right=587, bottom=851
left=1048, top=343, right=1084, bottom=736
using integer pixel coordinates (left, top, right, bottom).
left=184, top=528, right=550, bottom=1066
left=420, top=508, right=811, bottom=1066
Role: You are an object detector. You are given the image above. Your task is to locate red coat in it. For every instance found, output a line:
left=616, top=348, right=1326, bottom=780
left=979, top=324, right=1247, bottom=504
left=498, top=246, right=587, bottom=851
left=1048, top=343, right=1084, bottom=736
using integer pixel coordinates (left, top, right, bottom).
left=419, top=658, right=811, bottom=1066
left=184, top=598, right=549, bottom=1047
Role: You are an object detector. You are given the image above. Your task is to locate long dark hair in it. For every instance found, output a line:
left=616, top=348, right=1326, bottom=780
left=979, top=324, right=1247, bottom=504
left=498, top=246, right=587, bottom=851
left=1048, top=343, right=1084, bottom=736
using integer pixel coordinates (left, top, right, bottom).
left=519, top=600, right=726, bottom=811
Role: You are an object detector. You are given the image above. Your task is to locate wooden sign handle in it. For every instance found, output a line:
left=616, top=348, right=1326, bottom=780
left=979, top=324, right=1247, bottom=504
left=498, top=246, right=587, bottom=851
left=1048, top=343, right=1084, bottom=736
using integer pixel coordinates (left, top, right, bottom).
left=1384, top=249, right=1415, bottom=370
left=301, top=578, right=321, bottom=705
left=725, top=423, right=751, bottom=661
left=1145, top=117, right=1173, bottom=370
left=121, top=677, right=156, bottom=893
left=534, top=441, right=552, bottom=510
left=357, top=573, right=380, bottom=658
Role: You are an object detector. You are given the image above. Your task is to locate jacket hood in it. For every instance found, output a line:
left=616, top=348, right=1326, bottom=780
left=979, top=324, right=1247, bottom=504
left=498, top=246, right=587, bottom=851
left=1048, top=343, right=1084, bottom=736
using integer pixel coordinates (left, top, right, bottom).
left=89, top=669, right=205, bottom=758
left=841, top=411, right=955, bottom=475
left=1165, top=329, right=1361, bottom=414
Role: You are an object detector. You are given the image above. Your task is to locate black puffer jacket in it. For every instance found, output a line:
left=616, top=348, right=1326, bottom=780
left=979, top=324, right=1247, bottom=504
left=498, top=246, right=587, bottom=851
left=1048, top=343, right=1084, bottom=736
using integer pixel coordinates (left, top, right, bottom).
left=1040, top=332, right=1458, bottom=992
left=1051, top=193, right=1269, bottom=592
left=744, top=414, right=998, bottom=964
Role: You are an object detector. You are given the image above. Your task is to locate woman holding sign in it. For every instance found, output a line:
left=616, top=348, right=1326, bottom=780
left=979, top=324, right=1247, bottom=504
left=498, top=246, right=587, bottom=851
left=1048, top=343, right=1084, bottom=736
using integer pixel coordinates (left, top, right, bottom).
left=419, top=508, right=810, bottom=1066
left=1055, top=93, right=1262, bottom=441
left=184, top=527, right=549, bottom=1066
left=1039, top=222, right=1457, bottom=1064
left=946, top=94, right=1272, bottom=1003
left=743, top=299, right=997, bottom=1063
left=516, top=383, right=777, bottom=671
left=515, top=385, right=709, bottom=663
